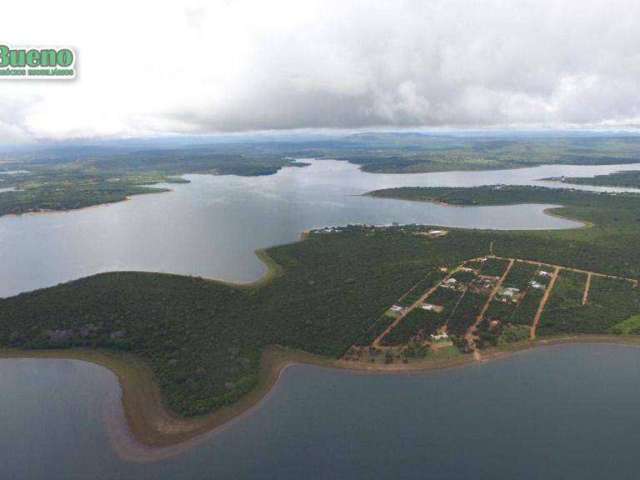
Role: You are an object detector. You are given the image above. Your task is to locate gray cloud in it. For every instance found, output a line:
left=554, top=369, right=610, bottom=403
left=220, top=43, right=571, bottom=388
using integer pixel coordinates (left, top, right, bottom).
left=2, top=0, right=640, bottom=141
left=169, top=0, right=640, bottom=133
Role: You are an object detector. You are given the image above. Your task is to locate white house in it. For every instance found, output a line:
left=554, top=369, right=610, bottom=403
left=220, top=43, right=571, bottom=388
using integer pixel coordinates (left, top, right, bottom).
left=529, top=280, right=545, bottom=290
left=430, top=332, right=449, bottom=341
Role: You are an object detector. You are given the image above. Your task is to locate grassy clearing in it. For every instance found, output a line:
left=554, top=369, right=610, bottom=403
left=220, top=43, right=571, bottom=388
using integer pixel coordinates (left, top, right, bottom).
left=610, top=315, right=640, bottom=335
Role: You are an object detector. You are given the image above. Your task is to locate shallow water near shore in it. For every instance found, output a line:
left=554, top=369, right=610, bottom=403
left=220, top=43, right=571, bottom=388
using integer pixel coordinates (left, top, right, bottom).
left=3, top=343, right=640, bottom=479
left=1, top=159, right=639, bottom=298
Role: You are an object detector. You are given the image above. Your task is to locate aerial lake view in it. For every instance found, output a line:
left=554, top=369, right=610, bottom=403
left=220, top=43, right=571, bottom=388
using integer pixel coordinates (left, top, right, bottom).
left=2, top=156, right=640, bottom=478
left=2, top=159, right=639, bottom=298
left=4, top=3, right=640, bottom=477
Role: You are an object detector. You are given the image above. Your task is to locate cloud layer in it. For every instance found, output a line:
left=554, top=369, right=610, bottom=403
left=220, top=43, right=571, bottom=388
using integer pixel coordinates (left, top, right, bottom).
left=2, top=0, right=640, bottom=142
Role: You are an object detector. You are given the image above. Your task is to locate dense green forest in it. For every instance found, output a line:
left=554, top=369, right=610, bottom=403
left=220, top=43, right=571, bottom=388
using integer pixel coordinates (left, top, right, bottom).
left=2, top=183, right=640, bottom=417
left=539, top=276, right=639, bottom=335
left=0, top=226, right=487, bottom=416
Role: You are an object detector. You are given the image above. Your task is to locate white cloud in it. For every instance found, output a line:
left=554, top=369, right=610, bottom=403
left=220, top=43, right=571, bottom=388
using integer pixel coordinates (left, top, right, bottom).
left=2, top=0, right=640, bottom=142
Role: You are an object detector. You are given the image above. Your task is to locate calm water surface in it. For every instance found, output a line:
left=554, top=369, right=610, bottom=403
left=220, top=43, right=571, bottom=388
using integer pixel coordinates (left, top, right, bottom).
left=1, top=160, right=639, bottom=298
left=2, top=344, right=640, bottom=479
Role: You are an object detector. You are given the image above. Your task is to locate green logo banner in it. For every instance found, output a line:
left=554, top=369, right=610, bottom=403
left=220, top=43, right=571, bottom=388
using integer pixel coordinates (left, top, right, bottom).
left=0, top=45, right=76, bottom=79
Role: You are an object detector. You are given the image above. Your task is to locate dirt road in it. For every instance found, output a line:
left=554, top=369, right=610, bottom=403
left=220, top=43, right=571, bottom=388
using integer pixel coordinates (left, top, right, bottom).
left=582, top=273, right=592, bottom=306
left=530, top=266, right=561, bottom=339
left=373, top=271, right=454, bottom=347
left=465, top=259, right=515, bottom=350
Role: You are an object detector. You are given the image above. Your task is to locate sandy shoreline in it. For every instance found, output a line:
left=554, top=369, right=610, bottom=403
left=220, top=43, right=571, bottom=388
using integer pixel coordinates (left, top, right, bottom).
left=3, top=335, right=640, bottom=462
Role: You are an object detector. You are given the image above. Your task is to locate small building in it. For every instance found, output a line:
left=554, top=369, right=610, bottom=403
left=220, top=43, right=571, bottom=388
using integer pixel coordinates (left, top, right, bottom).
left=416, top=229, right=449, bottom=239
left=497, top=287, right=521, bottom=303
left=529, top=280, right=545, bottom=290
left=421, top=303, right=444, bottom=313
left=538, top=270, right=552, bottom=278
left=427, top=229, right=448, bottom=238
left=430, top=332, right=449, bottom=341
left=502, top=287, right=520, bottom=296
left=390, top=305, right=404, bottom=313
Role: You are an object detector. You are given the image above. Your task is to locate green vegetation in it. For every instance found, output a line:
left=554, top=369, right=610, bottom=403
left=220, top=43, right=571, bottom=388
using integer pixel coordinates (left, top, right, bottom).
left=498, top=324, right=531, bottom=344
left=465, top=259, right=485, bottom=270
left=480, top=258, right=509, bottom=277
left=429, top=287, right=462, bottom=311
left=502, top=262, right=539, bottom=290
left=539, top=276, right=640, bottom=335
left=404, top=340, right=429, bottom=358
left=510, top=289, right=545, bottom=326
left=546, top=170, right=640, bottom=189
left=381, top=308, right=444, bottom=346
left=354, top=315, right=395, bottom=346
left=483, top=263, right=540, bottom=326
left=397, top=271, right=445, bottom=307
left=452, top=270, right=476, bottom=283
left=0, top=225, right=487, bottom=416
left=485, top=298, right=517, bottom=323
left=0, top=172, right=185, bottom=216
left=548, top=270, right=585, bottom=307
left=611, top=315, right=640, bottom=335
left=447, top=290, right=486, bottom=336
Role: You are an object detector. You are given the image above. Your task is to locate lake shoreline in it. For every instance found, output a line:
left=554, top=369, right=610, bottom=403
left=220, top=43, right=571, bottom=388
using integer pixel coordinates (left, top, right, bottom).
left=3, top=335, right=640, bottom=462
left=364, top=190, right=591, bottom=230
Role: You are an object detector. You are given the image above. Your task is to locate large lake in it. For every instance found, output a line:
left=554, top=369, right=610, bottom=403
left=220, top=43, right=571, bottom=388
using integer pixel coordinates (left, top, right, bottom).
left=1, top=159, right=640, bottom=298
left=3, top=344, right=640, bottom=479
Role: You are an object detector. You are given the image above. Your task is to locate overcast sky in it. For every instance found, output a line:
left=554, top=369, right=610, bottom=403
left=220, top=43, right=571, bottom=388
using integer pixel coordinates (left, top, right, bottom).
left=2, top=0, right=640, bottom=143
